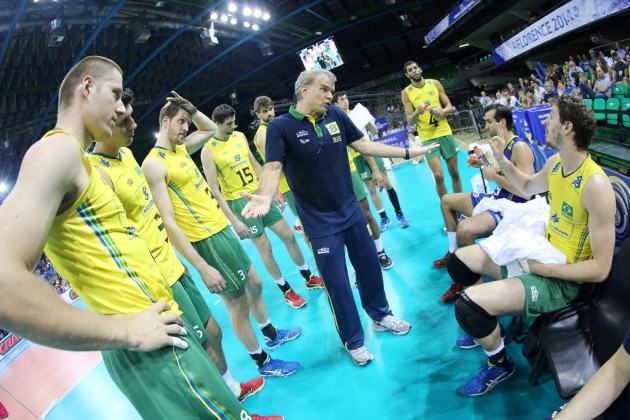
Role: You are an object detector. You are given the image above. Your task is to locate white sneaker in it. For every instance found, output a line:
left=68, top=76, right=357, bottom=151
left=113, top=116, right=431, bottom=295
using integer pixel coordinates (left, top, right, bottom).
left=348, top=346, right=374, bottom=366
left=373, top=315, right=412, bottom=335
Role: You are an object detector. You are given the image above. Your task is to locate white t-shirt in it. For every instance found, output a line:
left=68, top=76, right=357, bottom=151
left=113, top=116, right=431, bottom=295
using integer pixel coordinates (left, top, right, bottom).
left=349, top=103, right=375, bottom=138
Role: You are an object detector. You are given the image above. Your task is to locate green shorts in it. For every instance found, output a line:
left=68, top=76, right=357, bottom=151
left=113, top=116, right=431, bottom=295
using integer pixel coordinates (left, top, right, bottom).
left=228, top=196, right=284, bottom=238
left=283, top=190, right=298, bottom=217
left=192, top=228, right=251, bottom=295
left=171, top=273, right=211, bottom=345
left=353, top=155, right=386, bottom=180
left=423, top=135, right=458, bottom=160
left=351, top=170, right=367, bottom=201
left=102, top=327, right=248, bottom=419
left=501, top=266, right=581, bottom=320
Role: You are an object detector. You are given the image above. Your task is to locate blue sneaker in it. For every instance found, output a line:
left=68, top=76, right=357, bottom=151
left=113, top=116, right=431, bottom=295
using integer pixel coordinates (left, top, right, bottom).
left=396, top=214, right=410, bottom=228
left=457, top=361, right=516, bottom=397
left=265, top=326, right=302, bottom=350
left=456, top=333, right=479, bottom=350
left=379, top=217, right=391, bottom=232
left=258, top=357, right=300, bottom=377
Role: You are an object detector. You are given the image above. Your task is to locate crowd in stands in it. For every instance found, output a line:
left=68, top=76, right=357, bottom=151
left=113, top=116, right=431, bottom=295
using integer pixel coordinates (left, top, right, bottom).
left=34, top=254, right=70, bottom=295
left=474, top=40, right=629, bottom=111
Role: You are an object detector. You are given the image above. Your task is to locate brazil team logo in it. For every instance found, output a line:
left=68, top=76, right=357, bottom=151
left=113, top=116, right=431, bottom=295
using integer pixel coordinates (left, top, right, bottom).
left=561, top=201, right=573, bottom=218
left=325, top=122, right=340, bottom=135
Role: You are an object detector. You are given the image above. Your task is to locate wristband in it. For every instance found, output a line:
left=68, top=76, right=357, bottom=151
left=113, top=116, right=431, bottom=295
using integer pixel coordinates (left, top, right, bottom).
left=404, top=147, right=410, bottom=160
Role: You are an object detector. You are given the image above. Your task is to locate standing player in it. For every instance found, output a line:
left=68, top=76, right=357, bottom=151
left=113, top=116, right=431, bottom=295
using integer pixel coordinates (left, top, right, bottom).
left=0, top=56, right=277, bottom=419
left=142, top=95, right=301, bottom=378
left=90, top=89, right=264, bottom=402
left=201, top=104, right=324, bottom=310
left=253, top=96, right=304, bottom=235
left=332, top=91, right=410, bottom=231
left=402, top=61, right=462, bottom=204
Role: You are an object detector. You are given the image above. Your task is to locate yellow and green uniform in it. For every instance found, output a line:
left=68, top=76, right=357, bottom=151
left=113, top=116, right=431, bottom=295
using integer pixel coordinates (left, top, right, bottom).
left=90, top=148, right=184, bottom=287
left=404, top=80, right=453, bottom=141
left=45, top=133, right=177, bottom=315
left=254, top=123, right=291, bottom=194
left=207, top=132, right=284, bottom=238
left=90, top=148, right=210, bottom=342
left=546, top=154, right=606, bottom=263
left=146, top=145, right=228, bottom=242
left=514, top=154, right=606, bottom=320
left=347, top=149, right=367, bottom=202
left=145, top=145, right=250, bottom=293
left=44, top=130, right=247, bottom=419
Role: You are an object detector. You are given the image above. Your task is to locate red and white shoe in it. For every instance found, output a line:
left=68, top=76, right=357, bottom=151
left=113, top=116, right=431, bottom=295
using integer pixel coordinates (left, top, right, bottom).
left=441, top=282, right=463, bottom=303
left=237, top=377, right=265, bottom=402
left=305, top=274, right=325, bottom=289
left=284, top=289, right=306, bottom=309
left=293, top=223, right=304, bottom=235
left=252, top=415, right=284, bottom=420
left=432, top=251, right=450, bottom=268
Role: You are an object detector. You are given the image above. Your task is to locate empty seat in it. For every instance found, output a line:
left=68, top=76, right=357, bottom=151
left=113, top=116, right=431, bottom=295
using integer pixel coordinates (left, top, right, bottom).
left=593, top=98, right=606, bottom=121
left=606, top=97, right=620, bottom=126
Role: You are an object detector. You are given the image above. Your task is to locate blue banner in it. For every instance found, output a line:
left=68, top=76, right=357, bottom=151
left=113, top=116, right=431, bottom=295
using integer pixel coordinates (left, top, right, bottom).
left=376, top=128, right=408, bottom=148
left=602, top=167, right=630, bottom=251
left=492, top=0, right=630, bottom=65
left=375, top=116, right=389, bottom=132
left=424, top=0, right=482, bottom=45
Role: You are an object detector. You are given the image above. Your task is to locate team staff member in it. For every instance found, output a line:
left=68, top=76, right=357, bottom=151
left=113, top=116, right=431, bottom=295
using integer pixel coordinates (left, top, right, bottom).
left=90, top=89, right=264, bottom=403
left=201, top=104, right=323, bottom=310
left=401, top=60, right=462, bottom=202
left=242, top=69, right=437, bottom=366
left=0, top=56, right=263, bottom=419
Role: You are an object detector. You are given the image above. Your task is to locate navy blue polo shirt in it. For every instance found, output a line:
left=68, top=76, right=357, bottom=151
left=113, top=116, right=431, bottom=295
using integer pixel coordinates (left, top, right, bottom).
left=266, top=104, right=364, bottom=238
left=624, top=330, right=630, bottom=355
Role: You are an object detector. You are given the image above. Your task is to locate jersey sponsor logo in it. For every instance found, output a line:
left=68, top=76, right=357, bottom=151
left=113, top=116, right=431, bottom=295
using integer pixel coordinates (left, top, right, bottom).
left=99, top=157, right=111, bottom=168
left=332, top=135, right=342, bottom=143
left=561, top=201, right=574, bottom=218
left=407, top=86, right=413, bottom=92
left=211, top=140, right=217, bottom=147
left=158, top=151, right=166, bottom=159
left=296, top=130, right=309, bottom=137
left=572, top=175, right=583, bottom=189
left=235, top=154, right=241, bottom=162
left=300, top=138, right=310, bottom=144
left=325, top=122, right=340, bottom=135
left=134, top=166, right=143, bottom=176
left=127, top=178, right=133, bottom=186
left=317, top=247, right=330, bottom=254
left=552, top=161, right=561, bottom=173
left=530, top=285, right=538, bottom=302
left=551, top=213, right=559, bottom=223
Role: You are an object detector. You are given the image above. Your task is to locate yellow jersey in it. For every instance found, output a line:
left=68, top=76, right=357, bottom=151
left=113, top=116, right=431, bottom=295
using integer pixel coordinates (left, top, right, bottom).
left=405, top=80, right=452, bottom=141
left=254, top=124, right=291, bottom=194
left=44, top=130, right=178, bottom=315
left=89, top=147, right=185, bottom=286
left=145, top=145, right=228, bottom=243
left=206, top=132, right=258, bottom=199
left=546, top=155, right=607, bottom=263
left=347, top=148, right=357, bottom=172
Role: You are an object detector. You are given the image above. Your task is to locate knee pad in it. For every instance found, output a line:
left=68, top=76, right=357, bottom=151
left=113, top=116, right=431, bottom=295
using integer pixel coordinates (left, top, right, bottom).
left=455, top=293, right=497, bottom=339
left=447, top=252, right=479, bottom=287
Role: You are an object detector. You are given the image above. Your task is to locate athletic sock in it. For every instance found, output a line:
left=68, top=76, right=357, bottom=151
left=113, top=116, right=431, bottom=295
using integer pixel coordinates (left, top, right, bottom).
left=374, top=237, right=384, bottom=253
left=274, top=277, right=291, bottom=293
left=221, top=369, right=240, bottom=396
left=447, top=232, right=458, bottom=253
left=258, top=320, right=278, bottom=341
left=485, top=342, right=511, bottom=367
left=386, top=188, right=402, bottom=215
left=377, top=208, right=387, bottom=219
left=248, top=348, right=269, bottom=368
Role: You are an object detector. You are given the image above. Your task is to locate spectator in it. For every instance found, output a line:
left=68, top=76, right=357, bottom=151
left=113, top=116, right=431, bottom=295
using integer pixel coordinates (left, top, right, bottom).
left=612, top=52, right=629, bottom=83
left=502, top=89, right=520, bottom=110
left=579, top=54, right=590, bottom=72
left=518, top=77, right=530, bottom=91
left=479, top=90, right=491, bottom=107
left=567, top=61, right=584, bottom=85
left=588, top=49, right=599, bottom=71
left=521, top=88, right=535, bottom=108
left=600, top=50, right=614, bottom=68
left=496, top=90, right=504, bottom=106
left=532, top=81, right=545, bottom=104
left=580, top=66, right=612, bottom=100
left=616, top=41, right=627, bottom=60
left=530, top=73, right=543, bottom=86
left=508, top=83, right=519, bottom=100
left=542, top=81, right=558, bottom=103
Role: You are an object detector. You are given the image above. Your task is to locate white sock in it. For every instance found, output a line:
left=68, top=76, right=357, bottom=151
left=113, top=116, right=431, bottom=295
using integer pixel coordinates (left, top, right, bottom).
left=297, top=263, right=308, bottom=271
left=248, top=347, right=263, bottom=355
left=294, top=217, right=302, bottom=226
left=447, top=232, right=458, bottom=253
left=222, top=369, right=240, bottom=396
left=257, top=319, right=271, bottom=329
left=376, top=208, right=385, bottom=213
left=273, top=277, right=286, bottom=286
left=374, top=237, right=383, bottom=253
left=484, top=340, right=505, bottom=358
